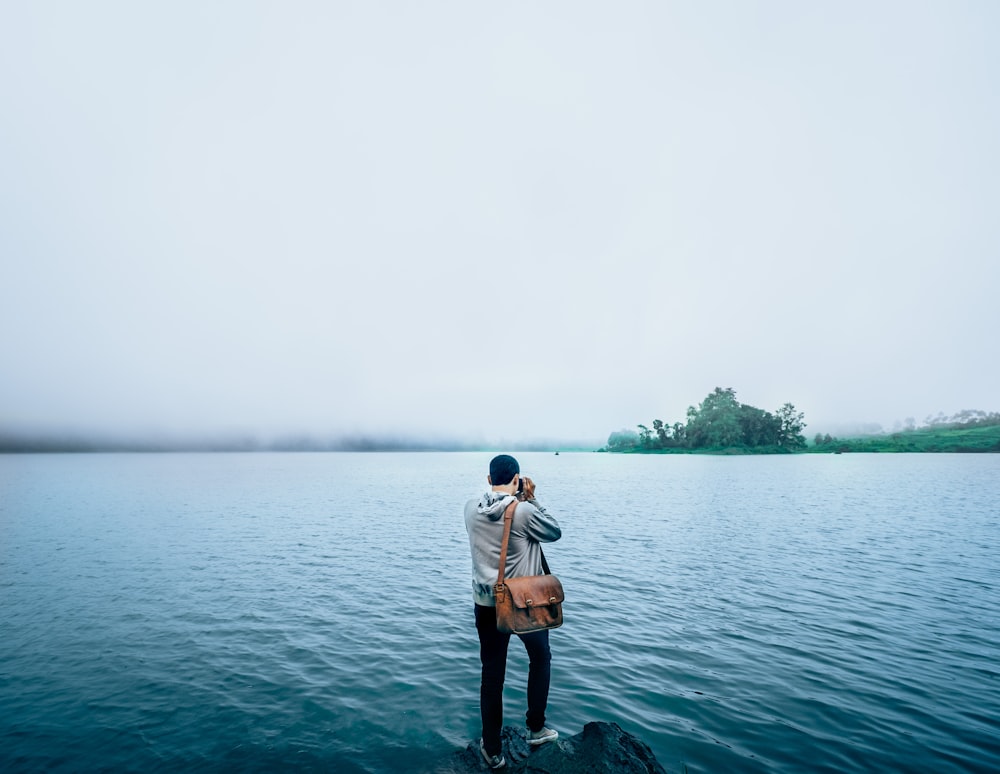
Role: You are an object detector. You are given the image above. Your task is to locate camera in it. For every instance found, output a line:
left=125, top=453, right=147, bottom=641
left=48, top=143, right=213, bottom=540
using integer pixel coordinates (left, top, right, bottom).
left=516, top=475, right=533, bottom=500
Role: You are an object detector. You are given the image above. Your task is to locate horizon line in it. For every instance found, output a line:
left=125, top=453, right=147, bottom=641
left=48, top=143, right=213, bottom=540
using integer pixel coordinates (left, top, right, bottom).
left=0, top=431, right=600, bottom=454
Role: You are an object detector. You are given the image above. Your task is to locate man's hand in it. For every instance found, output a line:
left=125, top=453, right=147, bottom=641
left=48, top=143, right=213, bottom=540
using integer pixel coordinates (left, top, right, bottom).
left=520, top=476, right=536, bottom=501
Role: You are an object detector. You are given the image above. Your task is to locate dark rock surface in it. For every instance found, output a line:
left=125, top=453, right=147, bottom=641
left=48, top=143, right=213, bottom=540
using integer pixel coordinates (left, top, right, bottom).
left=431, top=721, right=667, bottom=773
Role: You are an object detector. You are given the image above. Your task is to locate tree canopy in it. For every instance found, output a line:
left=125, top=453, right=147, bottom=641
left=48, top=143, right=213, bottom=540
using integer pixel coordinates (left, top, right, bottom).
left=605, top=387, right=806, bottom=453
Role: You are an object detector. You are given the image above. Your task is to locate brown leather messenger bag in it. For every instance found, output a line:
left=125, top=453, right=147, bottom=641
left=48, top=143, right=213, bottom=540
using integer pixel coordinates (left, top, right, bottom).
left=493, top=498, right=564, bottom=634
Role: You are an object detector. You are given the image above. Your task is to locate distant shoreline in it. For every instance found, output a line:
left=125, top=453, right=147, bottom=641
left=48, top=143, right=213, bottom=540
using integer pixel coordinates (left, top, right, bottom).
left=4, top=423, right=999, bottom=455
left=0, top=436, right=597, bottom=454
left=603, top=422, right=1000, bottom=455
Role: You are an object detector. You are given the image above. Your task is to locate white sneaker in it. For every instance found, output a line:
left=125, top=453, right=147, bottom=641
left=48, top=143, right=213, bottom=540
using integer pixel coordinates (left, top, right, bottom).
left=527, top=726, right=559, bottom=746
left=479, top=738, right=506, bottom=769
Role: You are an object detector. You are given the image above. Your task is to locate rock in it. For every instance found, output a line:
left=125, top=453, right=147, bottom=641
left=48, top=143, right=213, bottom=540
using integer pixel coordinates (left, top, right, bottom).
left=430, top=721, right=667, bottom=773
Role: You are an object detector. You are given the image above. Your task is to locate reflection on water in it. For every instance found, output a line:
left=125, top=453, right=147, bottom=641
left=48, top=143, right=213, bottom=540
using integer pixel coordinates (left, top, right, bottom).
left=1, top=452, right=998, bottom=772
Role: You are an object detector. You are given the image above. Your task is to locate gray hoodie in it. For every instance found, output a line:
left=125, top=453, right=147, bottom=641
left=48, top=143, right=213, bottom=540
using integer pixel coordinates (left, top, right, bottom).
left=464, top=491, right=562, bottom=606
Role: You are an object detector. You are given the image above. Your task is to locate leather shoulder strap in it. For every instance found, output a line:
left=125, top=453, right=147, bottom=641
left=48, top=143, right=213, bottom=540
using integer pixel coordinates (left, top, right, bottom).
left=496, top=498, right=518, bottom=586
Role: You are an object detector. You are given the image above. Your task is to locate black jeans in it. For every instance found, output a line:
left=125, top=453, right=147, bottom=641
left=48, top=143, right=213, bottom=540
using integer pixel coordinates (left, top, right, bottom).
left=474, top=604, right=551, bottom=756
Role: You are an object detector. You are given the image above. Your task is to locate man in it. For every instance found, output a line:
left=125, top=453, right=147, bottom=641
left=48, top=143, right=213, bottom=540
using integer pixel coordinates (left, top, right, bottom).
left=464, top=454, right=562, bottom=769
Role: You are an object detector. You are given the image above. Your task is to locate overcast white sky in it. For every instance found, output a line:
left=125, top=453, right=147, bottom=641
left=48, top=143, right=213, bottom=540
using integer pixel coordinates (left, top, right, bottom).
left=1, top=2, right=998, bottom=445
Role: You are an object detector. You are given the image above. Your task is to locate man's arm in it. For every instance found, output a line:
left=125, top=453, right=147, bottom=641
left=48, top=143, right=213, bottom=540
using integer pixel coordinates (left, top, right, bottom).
left=522, top=499, right=562, bottom=543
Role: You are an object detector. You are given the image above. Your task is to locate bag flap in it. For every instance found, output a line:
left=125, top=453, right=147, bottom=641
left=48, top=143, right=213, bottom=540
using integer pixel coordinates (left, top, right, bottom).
left=502, top=575, right=564, bottom=609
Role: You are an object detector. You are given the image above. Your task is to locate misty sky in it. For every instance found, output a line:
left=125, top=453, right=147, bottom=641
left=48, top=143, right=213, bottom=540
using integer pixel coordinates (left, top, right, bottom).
left=2, top=2, right=998, bottom=445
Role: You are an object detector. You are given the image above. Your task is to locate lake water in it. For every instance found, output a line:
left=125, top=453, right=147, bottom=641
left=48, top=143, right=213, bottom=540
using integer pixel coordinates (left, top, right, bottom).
left=1, top=452, right=998, bottom=772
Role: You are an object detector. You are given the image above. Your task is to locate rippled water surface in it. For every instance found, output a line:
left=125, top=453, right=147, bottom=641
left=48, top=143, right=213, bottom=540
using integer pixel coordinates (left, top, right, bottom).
left=2, top=452, right=998, bottom=772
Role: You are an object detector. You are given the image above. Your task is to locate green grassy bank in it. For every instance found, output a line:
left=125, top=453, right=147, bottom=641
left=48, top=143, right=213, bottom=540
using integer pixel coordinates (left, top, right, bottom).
left=809, top=423, right=1000, bottom=453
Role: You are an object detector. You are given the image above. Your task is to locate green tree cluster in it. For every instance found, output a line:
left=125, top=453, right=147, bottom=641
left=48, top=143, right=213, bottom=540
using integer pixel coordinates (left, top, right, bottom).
left=606, top=387, right=807, bottom=453
left=922, top=409, right=1000, bottom=428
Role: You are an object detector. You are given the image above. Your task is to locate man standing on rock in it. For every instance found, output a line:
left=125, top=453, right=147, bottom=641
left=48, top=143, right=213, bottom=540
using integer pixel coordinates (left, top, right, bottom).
left=464, top=454, right=562, bottom=769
